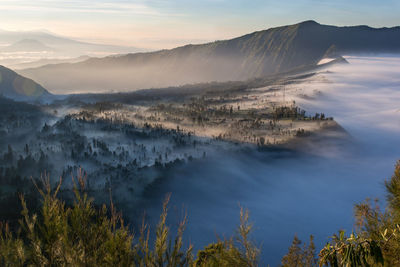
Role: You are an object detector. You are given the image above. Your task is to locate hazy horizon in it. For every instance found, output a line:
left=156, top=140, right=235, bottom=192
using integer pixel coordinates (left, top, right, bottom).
left=1, top=0, right=400, bottom=50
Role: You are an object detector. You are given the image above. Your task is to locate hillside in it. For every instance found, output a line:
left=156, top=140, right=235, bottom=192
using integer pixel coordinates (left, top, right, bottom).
left=19, top=20, right=400, bottom=94
left=0, top=65, right=51, bottom=101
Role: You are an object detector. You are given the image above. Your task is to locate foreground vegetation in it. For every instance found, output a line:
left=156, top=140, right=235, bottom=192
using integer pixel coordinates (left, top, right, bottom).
left=286, top=161, right=400, bottom=267
left=1, top=161, right=400, bottom=266
left=0, top=170, right=259, bottom=266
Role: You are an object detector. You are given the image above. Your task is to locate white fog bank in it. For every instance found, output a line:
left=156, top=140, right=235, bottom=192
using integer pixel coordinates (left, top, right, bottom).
left=135, top=56, right=400, bottom=266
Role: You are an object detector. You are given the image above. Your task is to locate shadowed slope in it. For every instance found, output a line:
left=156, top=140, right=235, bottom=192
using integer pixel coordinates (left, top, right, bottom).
left=0, top=65, right=51, bottom=101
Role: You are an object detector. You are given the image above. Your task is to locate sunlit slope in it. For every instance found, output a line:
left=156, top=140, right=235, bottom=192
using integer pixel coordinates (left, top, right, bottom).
left=20, top=20, right=400, bottom=93
left=0, top=65, right=51, bottom=101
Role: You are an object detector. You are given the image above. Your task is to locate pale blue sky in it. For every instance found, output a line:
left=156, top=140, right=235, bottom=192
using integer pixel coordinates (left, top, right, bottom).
left=0, top=0, right=399, bottom=49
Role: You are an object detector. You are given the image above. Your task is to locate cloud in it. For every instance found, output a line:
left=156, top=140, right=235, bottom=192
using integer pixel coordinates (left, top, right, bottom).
left=292, top=56, right=400, bottom=138
left=0, top=0, right=167, bottom=16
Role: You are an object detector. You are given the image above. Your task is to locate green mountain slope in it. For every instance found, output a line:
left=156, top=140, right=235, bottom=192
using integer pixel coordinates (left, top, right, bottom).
left=19, top=20, right=400, bottom=94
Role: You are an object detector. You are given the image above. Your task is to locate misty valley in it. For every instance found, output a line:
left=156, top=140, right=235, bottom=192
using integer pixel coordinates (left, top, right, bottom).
left=0, top=19, right=400, bottom=267
left=0, top=65, right=340, bottom=217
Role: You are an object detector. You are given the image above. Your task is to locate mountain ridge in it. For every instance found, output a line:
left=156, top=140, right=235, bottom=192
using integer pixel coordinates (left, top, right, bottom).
left=18, top=20, right=400, bottom=94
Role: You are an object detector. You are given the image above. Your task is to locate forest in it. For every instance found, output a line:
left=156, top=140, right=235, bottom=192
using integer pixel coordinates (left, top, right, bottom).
left=0, top=90, right=397, bottom=266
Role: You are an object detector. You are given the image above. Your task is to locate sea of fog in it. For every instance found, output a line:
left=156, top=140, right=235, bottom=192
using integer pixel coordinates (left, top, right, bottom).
left=134, top=56, right=400, bottom=266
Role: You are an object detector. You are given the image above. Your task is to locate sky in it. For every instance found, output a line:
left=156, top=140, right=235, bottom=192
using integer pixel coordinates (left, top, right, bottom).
left=0, top=0, right=399, bottom=49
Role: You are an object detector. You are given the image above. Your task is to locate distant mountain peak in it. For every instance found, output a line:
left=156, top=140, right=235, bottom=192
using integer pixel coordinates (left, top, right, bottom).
left=296, top=20, right=321, bottom=28
left=3, top=39, right=54, bottom=52
left=298, top=20, right=320, bottom=25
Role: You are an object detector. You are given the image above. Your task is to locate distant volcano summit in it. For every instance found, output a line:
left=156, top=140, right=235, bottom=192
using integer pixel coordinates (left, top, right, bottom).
left=2, top=39, right=54, bottom=52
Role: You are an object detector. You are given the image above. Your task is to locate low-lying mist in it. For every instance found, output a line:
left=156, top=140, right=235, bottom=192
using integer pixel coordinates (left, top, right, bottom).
left=132, top=55, right=400, bottom=265
left=18, top=54, right=257, bottom=94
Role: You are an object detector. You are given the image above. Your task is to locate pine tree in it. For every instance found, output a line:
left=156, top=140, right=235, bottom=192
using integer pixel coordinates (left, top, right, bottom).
left=281, top=235, right=303, bottom=267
